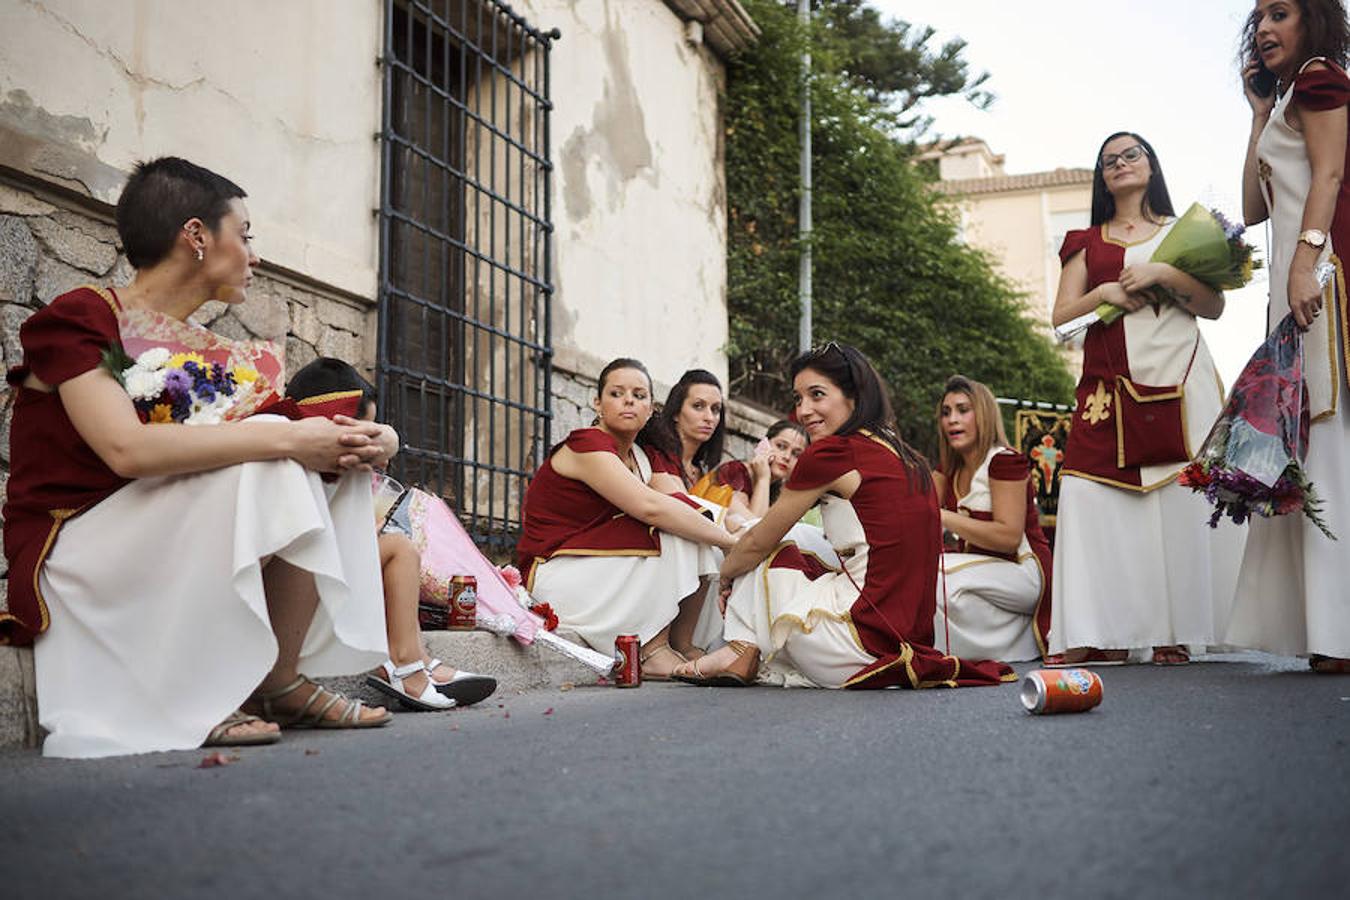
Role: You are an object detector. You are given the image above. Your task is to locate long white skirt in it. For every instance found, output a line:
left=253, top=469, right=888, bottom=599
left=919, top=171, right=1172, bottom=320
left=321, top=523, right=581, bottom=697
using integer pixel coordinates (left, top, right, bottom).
left=690, top=522, right=841, bottom=654
left=35, top=461, right=388, bottom=759
left=722, top=548, right=874, bottom=690
left=935, top=553, right=1041, bottom=662
left=1049, top=476, right=1243, bottom=655
left=1228, top=398, right=1350, bottom=657
left=530, top=534, right=719, bottom=656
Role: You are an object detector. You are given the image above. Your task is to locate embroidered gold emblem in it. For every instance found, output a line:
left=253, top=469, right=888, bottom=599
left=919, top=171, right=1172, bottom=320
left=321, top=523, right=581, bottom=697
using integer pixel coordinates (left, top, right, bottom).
left=1082, top=381, right=1112, bottom=425
left=1257, top=158, right=1272, bottom=182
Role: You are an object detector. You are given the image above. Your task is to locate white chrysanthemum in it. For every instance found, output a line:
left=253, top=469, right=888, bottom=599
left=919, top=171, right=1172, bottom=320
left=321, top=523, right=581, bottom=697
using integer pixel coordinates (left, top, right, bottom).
left=124, top=369, right=167, bottom=401
left=135, top=347, right=172, bottom=369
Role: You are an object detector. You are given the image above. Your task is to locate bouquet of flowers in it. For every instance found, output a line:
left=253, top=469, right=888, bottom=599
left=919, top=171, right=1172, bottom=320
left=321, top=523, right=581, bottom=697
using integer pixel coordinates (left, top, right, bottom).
left=102, top=308, right=283, bottom=424
left=1179, top=314, right=1334, bottom=538
left=1056, top=203, right=1261, bottom=341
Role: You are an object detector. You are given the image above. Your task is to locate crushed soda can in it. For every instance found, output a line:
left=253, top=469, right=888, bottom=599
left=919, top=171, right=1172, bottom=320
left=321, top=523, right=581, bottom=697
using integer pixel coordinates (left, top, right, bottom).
left=1020, top=668, right=1103, bottom=714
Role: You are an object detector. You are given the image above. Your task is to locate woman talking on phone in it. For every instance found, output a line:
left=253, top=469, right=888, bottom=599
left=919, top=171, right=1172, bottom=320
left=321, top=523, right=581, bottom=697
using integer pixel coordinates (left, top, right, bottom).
left=1228, top=0, right=1350, bottom=673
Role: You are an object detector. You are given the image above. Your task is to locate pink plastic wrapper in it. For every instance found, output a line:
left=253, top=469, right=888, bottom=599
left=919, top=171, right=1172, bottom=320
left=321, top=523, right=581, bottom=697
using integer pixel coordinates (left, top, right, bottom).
left=379, top=482, right=541, bottom=644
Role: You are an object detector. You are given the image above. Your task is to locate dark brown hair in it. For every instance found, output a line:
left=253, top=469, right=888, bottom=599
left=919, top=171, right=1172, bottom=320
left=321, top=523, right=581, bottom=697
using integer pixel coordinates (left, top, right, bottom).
left=116, top=157, right=247, bottom=269
left=1090, top=132, right=1175, bottom=226
left=1239, top=0, right=1349, bottom=97
left=638, top=369, right=726, bottom=475
left=789, top=343, right=931, bottom=493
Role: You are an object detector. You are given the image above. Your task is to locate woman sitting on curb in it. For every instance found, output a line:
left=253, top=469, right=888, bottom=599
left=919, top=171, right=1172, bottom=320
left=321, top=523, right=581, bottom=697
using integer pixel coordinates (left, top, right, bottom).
left=2, top=157, right=393, bottom=758
left=282, top=357, right=498, bottom=711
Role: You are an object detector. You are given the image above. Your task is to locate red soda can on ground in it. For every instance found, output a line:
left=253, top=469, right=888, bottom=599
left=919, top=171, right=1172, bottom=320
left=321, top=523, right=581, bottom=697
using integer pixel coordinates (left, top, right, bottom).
left=613, top=634, right=641, bottom=688
left=448, top=575, right=478, bottom=630
left=1021, top=668, right=1103, bottom=714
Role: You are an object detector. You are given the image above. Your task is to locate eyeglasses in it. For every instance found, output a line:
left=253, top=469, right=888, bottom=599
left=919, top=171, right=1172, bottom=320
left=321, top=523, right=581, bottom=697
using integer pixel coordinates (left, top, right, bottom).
left=810, top=340, right=843, bottom=356
left=1100, top=144, right=1146, bottom=169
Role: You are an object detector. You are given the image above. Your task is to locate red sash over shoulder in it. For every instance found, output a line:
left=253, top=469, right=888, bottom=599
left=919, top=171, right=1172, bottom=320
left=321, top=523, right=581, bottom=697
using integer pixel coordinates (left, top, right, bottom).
left=2, top=287, right=130, bottom=646
left=516, top=428, right=662, bottom=589
left=1058, top=227, right=1156, bottom=490
left=1295, top=61, right=1350, bottom=286
left=783, top=433, right=1013, bottom=689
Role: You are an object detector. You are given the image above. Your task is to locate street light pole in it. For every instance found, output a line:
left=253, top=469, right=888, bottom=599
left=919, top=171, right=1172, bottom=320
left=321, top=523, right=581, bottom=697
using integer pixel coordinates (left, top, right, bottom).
left=797, top=0, right=812, bottom=353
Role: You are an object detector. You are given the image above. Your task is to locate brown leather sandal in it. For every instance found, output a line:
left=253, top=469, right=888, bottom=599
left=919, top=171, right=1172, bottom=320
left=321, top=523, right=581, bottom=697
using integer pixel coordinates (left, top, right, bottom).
left=673, top=640, right=760, bottom=687
left=203, top=710, right=281, bottom=747
left=250, top=675, right=393, bottom=729
left=639, top=642, right=688, bottom=682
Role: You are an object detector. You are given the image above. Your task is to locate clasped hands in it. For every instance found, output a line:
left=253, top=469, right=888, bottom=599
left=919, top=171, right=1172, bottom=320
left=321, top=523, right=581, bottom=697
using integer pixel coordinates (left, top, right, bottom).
left=292, top=414, right=400, bottom=473
left=1104, top=263, right=1176, bottom=313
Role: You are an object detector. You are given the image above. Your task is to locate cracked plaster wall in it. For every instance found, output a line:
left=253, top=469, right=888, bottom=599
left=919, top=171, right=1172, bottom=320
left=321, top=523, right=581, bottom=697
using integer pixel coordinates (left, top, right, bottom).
left=0, top=0, right=382, bottom=298
left=518, top=0, right=731, bottom=393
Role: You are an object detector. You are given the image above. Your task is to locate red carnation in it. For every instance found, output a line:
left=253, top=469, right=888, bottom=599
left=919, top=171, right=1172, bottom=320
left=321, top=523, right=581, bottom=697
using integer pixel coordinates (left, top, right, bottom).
left=529, top=601, right=558, bottom=631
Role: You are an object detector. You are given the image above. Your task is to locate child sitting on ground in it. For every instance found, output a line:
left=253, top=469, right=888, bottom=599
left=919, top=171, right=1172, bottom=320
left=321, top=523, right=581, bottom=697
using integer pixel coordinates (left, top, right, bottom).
left=284, top=357, right=498, bottom=710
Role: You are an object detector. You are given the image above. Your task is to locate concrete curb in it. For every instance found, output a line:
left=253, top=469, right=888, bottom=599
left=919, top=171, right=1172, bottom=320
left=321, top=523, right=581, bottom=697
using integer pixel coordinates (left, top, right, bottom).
left=0, top=629, right=605, bottom=750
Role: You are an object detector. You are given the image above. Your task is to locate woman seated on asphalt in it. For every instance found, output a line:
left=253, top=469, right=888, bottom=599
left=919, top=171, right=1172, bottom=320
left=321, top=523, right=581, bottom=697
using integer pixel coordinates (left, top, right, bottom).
left=931, top=375, right=1052, bottom=663
left=515, top=358, right=738, bottom=678
left=673, top=343, right=1014, bottom=690
left=1, top=157, right=395, bottom=758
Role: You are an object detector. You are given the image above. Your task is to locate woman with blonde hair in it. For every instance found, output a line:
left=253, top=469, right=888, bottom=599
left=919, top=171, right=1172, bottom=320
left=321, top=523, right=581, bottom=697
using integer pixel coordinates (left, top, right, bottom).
left=932, top=375, right=1052, bottom=662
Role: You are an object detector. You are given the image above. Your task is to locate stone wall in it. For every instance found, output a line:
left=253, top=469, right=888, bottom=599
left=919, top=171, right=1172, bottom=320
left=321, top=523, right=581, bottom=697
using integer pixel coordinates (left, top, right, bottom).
left=0, top=172, right=378, bottom=614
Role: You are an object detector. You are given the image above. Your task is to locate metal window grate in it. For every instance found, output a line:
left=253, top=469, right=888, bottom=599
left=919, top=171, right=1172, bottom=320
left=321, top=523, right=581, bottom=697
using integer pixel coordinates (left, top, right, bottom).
left=377, top=0, right=557, bottom=553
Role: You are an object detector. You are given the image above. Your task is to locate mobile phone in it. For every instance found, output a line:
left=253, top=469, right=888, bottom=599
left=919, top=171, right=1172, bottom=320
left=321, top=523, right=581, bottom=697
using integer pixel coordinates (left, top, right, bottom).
left=1248, top=57, right=1277, bottom=98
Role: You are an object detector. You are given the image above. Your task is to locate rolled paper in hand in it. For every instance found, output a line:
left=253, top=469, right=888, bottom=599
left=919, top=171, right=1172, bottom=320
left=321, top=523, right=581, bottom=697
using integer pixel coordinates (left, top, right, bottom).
left=1054, top=310, right=1103, bottom=343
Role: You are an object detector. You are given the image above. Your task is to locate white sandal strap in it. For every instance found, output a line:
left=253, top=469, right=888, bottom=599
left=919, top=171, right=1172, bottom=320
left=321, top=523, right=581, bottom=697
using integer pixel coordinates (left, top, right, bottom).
left=389, top=660, right=426, bottom=680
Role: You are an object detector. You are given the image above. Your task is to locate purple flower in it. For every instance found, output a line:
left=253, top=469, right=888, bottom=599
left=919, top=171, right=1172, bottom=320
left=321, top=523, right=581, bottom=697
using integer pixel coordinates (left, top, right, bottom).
left=163, top=369, right=192, bottom=399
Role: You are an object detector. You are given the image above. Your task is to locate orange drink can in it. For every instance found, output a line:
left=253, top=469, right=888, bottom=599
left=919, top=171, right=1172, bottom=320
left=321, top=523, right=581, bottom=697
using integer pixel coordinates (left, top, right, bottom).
left=1020, top=668, right=1103, bottom=714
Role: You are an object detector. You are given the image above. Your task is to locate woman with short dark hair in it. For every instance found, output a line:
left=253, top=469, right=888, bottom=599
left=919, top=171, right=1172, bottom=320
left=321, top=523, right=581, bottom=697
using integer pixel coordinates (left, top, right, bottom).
left=674, top=343, right=1013, bottom=689
left=2, top=157, right=396, bottom=757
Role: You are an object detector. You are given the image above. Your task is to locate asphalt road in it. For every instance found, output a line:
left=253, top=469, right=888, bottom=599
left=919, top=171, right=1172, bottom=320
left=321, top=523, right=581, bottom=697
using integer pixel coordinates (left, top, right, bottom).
left=1, top=651, right=1347, bottom=900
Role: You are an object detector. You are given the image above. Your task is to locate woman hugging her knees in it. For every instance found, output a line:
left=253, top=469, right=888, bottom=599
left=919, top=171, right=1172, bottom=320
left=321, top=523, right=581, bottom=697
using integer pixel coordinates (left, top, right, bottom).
left=672, top=343, right=1014, bottom=690
left=932, top=375, right=1052, bottom=663
left=1, top=157, right=394, bottom=758
left=515, top=358, right=738, bottom=679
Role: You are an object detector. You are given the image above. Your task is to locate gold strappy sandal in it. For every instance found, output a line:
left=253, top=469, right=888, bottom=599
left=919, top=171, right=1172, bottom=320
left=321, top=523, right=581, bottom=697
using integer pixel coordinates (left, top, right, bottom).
left=250, top=675, right=393, bottom=729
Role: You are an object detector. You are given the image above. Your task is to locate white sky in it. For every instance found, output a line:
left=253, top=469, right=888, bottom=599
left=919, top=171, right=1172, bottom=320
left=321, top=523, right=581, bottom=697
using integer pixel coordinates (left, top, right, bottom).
left=868, top=0, right=1268, bottom=386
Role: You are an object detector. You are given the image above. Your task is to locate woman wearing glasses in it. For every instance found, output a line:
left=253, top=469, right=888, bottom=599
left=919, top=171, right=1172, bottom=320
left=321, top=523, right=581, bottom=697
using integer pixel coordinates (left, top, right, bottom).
left=672, top=343, right=1013, bottom=689
left=1228, top=0, right=1350, bottom=673
left=1047, top=132, right=1240, bottom=667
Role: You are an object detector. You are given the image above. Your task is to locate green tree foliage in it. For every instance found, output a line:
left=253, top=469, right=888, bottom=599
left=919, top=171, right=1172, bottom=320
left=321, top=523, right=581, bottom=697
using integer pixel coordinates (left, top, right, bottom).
left=726, top=0, right=1075, bottom=451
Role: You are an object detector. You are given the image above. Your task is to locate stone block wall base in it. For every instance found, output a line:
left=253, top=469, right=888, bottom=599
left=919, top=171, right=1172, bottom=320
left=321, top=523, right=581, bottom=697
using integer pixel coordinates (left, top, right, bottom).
left=0, top=646, right=40, bottom=748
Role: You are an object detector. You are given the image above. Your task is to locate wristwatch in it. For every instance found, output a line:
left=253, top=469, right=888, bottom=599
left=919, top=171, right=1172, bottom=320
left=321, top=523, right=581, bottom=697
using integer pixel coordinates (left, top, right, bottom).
left=1298, top=228, right=1328, bottom=249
